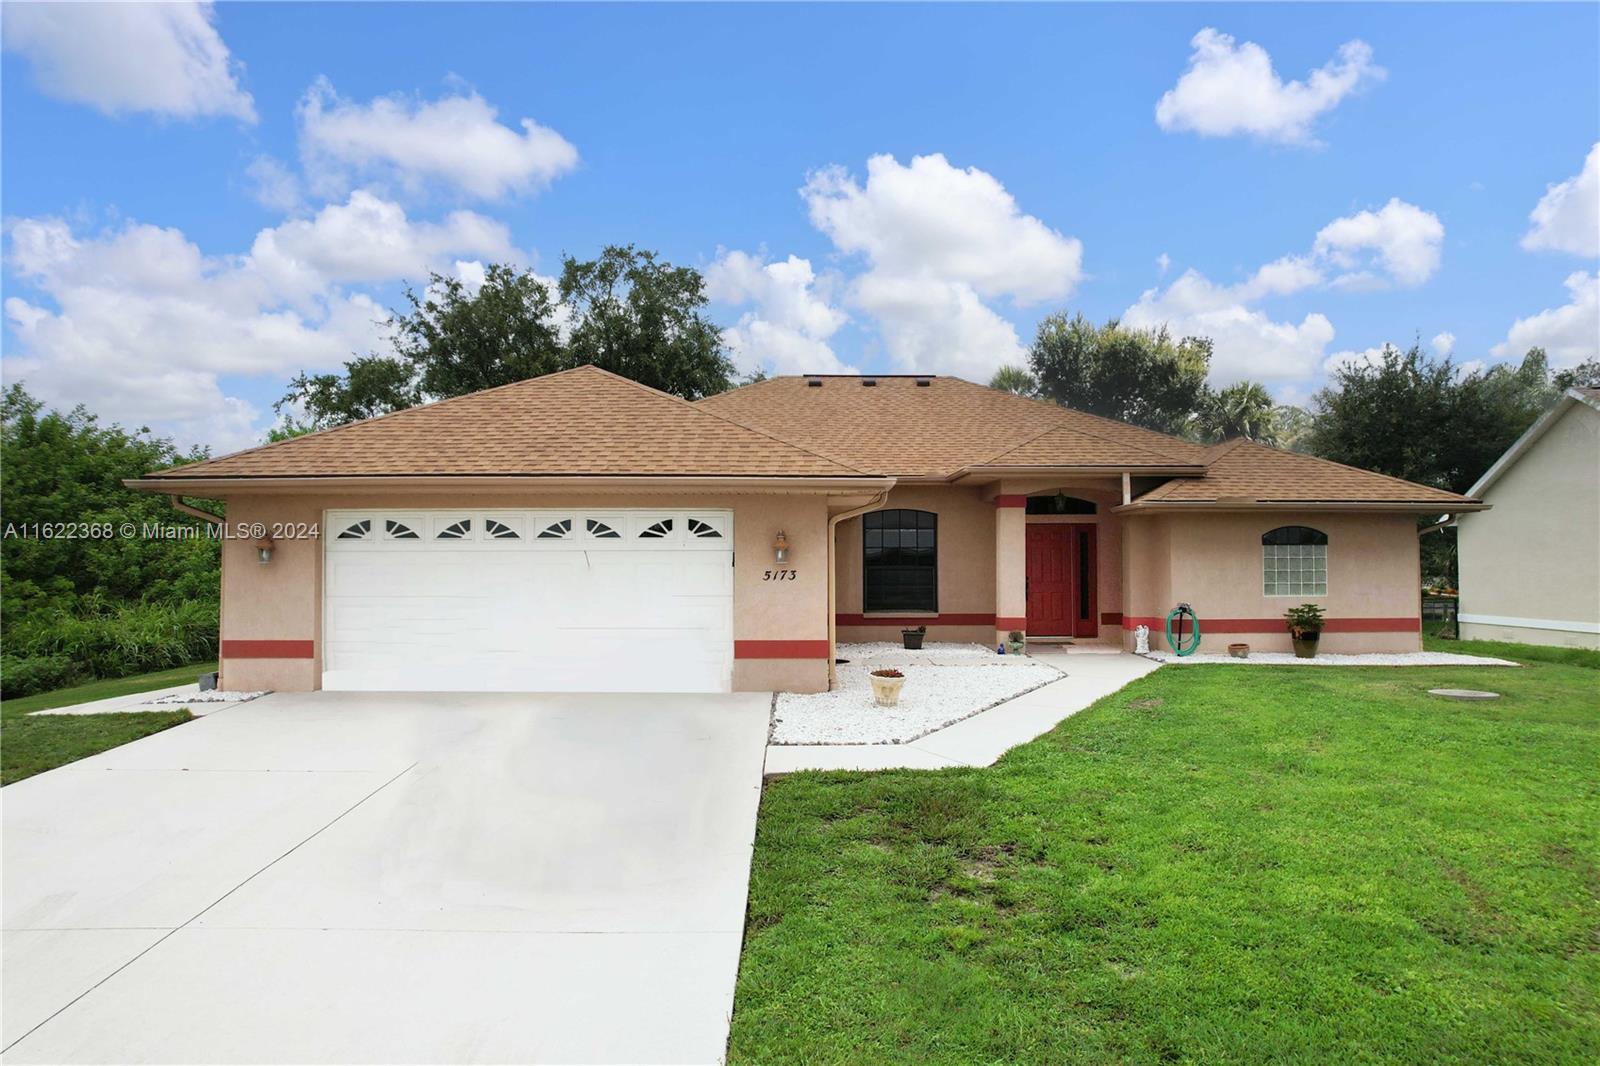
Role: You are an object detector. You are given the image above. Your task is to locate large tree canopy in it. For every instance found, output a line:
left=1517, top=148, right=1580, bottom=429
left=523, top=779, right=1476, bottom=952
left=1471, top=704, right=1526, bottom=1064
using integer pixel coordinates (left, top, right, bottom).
left=1026, top=313, right=1213, bottom=435
left=1191, top=381, right=1280, bottom=446
left=281, top=247, right=734, bottom=429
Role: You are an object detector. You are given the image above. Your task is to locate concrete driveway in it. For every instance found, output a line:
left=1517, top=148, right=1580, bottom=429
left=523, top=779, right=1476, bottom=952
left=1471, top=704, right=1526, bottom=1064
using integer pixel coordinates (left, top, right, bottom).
left=2, top=690, right=771, bottom=1064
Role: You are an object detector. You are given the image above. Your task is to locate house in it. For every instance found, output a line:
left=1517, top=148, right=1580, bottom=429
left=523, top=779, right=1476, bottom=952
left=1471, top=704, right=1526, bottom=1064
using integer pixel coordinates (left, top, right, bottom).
left=1456, top=387, right=1600, bottom=650
left=128, top=366, right=1483, bottom=693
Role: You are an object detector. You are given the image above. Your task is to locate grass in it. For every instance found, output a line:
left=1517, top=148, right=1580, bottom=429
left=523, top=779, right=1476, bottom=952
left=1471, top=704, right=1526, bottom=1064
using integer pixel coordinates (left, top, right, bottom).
left=730, top=645, right=1600, bottom=1064
left=0, top=661, right=212, bottom=785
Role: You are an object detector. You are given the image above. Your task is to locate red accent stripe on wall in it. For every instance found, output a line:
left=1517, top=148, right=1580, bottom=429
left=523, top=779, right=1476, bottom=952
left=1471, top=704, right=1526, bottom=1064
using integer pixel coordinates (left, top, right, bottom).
left=734, top=640, right=831, bottom=659
left=993, top=495, right=1028, bottom=508
left=1121, top=616, right=1420, bottom=634
left=222, top=639, right=315, bottom=659
left=995, top=616, right=1029, bottom=629
left=836, top=613, right=997, bottom=627
left=1100, top=612, right=1123, bottom=626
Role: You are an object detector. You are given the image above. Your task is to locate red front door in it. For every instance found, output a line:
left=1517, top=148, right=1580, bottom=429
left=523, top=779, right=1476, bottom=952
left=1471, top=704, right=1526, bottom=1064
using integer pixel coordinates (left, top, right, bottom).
left=1025, top=524, right=1098, bottom=637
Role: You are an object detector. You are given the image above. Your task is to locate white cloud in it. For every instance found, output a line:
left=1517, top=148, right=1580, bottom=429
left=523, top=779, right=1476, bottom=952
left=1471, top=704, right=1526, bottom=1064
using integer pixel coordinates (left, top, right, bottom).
left=1156, top=252, right=1171, bottom=276
left=1123, top=268, right=1335, bottom=383
left=1432, top=331, right=1456, bottom=357
left=1155, top=28, right=1383, bottom=145
left=298, top=79, right=578, bottom=202
left=1313, top=198, right=1445, bottom=287
left=1, top=1, right=254, bottom=121
left=1322, top=344, right=1393, bottom=377
left=1522, top=143, right=1600, bottom=257
left=802, top=153, right=1083, bottom=304
left=248, top=190, right=517, bottom=301
left=245, top=156, right=303, bottom=213
left=706, top=251, right=853, bottom=375
left=3, top=196, right=516, bottom=451
left=1490, top=272, right=1600, bottom=367
left=799, top=153, right=1080, bottom=378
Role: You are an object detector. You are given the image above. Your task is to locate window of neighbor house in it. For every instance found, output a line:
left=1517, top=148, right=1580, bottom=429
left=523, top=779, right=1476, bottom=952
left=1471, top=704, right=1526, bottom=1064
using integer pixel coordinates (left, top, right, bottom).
left=1262, top=526, right=1328, bottom=596
left=863, top=509, right=937, bottom=612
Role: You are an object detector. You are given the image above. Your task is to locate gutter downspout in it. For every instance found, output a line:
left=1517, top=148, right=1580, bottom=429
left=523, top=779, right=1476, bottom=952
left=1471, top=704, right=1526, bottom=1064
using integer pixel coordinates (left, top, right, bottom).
left=169, top=495, right=223, bottom=525
left=826, top=487, right=892, bottom=689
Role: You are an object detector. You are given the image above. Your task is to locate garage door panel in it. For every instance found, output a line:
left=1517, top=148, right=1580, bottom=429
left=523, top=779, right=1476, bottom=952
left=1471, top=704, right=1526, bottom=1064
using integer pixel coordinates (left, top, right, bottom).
left=323, top=509, right=733, bottom=693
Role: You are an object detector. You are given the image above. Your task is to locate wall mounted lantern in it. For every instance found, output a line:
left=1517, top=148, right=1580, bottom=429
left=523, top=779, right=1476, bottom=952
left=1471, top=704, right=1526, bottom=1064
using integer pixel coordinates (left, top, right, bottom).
left=772, top=530, right=790, bottom=563
left=255, top=535, right=276, bottom=564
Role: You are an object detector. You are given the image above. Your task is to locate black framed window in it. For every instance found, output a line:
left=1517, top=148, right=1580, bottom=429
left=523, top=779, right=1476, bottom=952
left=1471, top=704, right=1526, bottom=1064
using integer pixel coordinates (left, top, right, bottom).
left=863, top=509, right=937, bottom=612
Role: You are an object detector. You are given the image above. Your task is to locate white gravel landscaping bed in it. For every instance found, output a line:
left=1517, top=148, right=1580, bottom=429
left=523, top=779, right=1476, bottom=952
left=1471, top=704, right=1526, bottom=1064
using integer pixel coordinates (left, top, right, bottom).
left=770, top=642, right=1063, bottom=745
left=1143, top=651, right=1518, bottom=667
left=143, top=689, right=271, bottom=705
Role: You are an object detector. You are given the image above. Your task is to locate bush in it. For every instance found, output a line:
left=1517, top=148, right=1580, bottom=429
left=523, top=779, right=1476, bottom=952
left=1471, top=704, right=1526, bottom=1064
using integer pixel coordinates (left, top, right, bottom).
left=5, top=598, right=219, bottom=686
left=0, top=653, right=83, bottom=699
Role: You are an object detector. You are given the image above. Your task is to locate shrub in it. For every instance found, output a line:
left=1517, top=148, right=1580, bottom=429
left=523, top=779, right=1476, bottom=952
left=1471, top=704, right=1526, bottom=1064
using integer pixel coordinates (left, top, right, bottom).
left=0, top=653, right=82, bottom=699
left=5, top=598, right=219, bottom=685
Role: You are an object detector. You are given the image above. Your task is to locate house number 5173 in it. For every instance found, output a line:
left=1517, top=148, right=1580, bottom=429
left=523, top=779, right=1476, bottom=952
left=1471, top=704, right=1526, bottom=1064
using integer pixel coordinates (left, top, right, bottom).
left=763, top=569, right=798, bottom=581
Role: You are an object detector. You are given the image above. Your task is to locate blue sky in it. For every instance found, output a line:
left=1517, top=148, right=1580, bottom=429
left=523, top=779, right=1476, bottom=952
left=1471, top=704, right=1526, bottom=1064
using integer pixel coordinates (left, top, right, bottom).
left=3, top=2, right=1596, bottom=452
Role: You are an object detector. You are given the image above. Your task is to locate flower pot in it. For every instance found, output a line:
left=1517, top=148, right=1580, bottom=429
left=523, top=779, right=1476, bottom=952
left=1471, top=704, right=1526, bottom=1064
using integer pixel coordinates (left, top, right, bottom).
left=1291, top=633, right=1320, bottom=658
left=901, top=630, right=924, bottom=650
left=869, top=672, right=906, bottom=706
left=1227, top=643, right=1249, bottom=659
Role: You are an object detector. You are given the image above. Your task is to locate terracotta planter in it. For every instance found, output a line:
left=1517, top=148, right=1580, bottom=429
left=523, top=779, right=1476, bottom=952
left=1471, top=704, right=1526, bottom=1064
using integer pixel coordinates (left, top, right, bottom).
left=901, top=630, right=924, bottom=650
left=1291, top=632, right=1320, bottom=658
left=1227, top=643, right=1250, bottom=659
left=869, top=672, right=905, bottom=706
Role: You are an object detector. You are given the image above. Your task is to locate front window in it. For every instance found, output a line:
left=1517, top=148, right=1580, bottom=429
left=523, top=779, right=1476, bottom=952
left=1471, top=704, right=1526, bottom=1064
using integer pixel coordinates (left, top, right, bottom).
left=1262, top=526, right=1328, bottom=596
left=863, top=509, right=937, bottom=612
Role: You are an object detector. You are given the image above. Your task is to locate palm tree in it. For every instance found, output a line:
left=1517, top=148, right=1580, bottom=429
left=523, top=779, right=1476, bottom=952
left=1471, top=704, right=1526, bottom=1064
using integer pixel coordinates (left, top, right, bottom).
left=989, top=365, right=1038, bottom=396
left=1192, top=381, right=1281, bottom=445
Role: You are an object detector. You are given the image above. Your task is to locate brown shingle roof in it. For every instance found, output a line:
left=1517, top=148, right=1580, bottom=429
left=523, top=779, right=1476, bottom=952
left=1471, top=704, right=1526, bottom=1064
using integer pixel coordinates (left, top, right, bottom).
left=695, top=375, right=1204, bottom=475
left=147, top=365, right=870, bottom=479
left=1129, top=438, right=1475, bottom=506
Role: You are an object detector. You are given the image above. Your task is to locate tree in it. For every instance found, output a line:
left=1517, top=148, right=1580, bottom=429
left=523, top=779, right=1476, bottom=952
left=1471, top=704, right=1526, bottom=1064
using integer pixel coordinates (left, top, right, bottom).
left=1191, top=381, right=1280, bottom=445
left=559, top=245, right=733, bottom=400
left=988, top=365, right=1039, bottom=396
left=1027, top=313, right=1212, bottom=434
left=1553, top=353, right=1600, bottom=390
left=1274, top=404, right=1315, bottom=452
left=280, top=251, right=734, bottom=429
left=0, top=384, right=218, bottom=619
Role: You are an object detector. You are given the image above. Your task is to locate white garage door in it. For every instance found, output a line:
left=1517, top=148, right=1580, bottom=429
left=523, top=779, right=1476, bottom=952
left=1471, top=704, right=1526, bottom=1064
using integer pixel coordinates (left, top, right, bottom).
left=322, top=508, right=733, bottom=693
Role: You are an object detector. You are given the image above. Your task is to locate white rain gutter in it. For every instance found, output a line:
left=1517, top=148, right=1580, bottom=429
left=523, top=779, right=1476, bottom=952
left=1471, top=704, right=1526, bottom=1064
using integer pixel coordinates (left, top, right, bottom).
left=826, top=486, right=893, bottom=688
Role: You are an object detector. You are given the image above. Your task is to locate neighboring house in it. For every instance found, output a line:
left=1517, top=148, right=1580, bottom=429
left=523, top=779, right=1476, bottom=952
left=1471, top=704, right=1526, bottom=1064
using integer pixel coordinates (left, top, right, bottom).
left=1457, top=387, right=1600, bottom=650
left=128, top=367, right=1482, bottom=694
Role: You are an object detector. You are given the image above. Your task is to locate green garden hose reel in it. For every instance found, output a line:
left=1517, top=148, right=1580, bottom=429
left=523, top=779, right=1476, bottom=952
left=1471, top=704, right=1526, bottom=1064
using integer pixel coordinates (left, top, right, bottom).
left=1165, top=602, right=1201, bottom=657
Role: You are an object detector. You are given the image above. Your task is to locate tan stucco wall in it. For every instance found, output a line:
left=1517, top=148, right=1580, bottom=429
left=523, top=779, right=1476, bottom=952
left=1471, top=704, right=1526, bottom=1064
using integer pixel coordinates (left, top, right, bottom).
left=1458, top=402, right=1600, bottom=649
left=834, top=484, right=997, bottom=644
left=1121, top=511, right=1423, bottom=654
left=218, top=491, right=833, bottom=693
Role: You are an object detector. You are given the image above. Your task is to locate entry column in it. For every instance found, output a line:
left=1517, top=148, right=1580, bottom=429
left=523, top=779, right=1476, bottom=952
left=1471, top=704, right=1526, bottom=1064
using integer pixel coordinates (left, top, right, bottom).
left=994, top=495, right=1028, bottom=647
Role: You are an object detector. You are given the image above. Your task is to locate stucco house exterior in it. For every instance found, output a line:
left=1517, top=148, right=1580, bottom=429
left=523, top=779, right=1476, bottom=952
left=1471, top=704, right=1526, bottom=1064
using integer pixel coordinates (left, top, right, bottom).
left=1457, top=387, right=1600, bottom=649
left=129, top=366, right=1483, bottom=693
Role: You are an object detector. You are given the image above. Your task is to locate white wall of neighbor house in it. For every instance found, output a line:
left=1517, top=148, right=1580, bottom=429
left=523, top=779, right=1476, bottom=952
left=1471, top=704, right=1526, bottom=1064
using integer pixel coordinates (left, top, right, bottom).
left=1459, top=401, right=1600, bottom=649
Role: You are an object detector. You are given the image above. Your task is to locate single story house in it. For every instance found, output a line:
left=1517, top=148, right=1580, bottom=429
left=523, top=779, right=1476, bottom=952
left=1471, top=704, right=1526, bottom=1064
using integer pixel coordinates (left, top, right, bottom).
left=130, top=366, right=1482, bottom=693
left=1457, top=386, right=1599, bottom=649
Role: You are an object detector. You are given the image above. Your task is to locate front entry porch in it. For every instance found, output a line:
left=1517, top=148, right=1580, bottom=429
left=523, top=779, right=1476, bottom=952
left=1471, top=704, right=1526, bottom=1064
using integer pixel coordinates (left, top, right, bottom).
left=1024, top=523, right=1099, bottom=638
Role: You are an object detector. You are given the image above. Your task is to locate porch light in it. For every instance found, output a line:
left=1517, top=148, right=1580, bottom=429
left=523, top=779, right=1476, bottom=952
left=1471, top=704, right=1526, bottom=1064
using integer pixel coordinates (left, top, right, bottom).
left=255, top=534, right=275, bottom=564
left=773, top=530, right=790, bottom=562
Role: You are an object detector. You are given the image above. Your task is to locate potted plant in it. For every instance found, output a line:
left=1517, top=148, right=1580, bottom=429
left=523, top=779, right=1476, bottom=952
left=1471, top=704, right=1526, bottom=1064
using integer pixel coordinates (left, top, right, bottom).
left=1284, top=603, right=1325, bottom=659
left=1006, top=630, right=1026, bottom=656
left=869, top=668, right=906, bottom=706
left=901, top=625, right=926, bottom=650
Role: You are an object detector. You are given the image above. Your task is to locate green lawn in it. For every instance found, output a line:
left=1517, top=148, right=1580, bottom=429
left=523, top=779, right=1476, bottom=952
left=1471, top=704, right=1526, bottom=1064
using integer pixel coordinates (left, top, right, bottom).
left=730, top=646, right=1600, bottom=1064
left=0, top=661, right=212, bottom=786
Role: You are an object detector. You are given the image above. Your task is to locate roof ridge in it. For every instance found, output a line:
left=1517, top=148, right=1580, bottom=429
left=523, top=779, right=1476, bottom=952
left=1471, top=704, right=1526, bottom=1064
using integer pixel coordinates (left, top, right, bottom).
left=589, top=366, right=872, bottom=475
left=154, top=367, right=593, bottom=477
left=978, top=420, right=1186, bottom=468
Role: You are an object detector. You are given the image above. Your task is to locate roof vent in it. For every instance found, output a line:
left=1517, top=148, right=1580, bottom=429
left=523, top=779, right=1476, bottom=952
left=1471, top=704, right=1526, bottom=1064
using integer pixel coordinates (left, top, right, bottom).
left=915, top=378, right=932, bottom=387
left=861, top=378, right=877, bottom=387
left=806, top=378, right=822, bottom=387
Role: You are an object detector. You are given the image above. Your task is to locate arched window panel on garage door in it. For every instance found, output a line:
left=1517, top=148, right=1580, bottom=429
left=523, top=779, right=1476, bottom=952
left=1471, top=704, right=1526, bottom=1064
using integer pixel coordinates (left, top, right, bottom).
left=324, top=510, right=732, bottom=551
left=431, top=516, right=474, bottom=541
left=481, top=516, right=524, bottom=541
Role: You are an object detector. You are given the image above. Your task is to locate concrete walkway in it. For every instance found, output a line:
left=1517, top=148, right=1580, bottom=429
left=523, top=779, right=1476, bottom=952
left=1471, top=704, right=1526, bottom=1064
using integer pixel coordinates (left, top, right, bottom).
left=3, top=690, right=770, bottom=1064
left=764, top=650, right=1161, bottom=774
